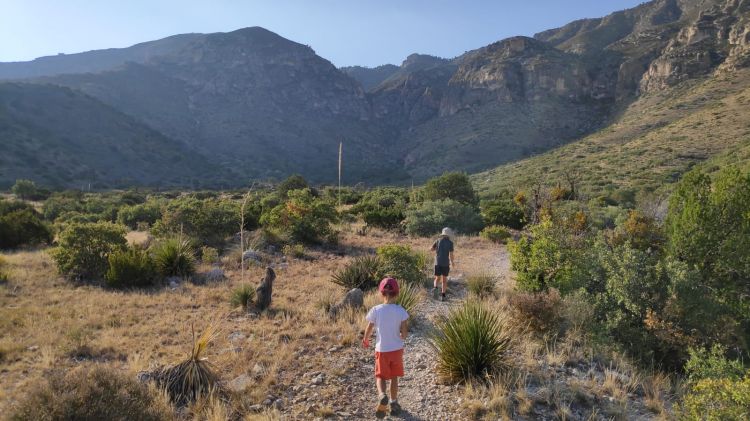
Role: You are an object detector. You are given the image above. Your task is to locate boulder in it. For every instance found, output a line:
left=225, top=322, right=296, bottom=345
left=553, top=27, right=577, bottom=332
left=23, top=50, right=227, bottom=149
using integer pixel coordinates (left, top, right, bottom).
left=329, top=288, right=364, bottom=317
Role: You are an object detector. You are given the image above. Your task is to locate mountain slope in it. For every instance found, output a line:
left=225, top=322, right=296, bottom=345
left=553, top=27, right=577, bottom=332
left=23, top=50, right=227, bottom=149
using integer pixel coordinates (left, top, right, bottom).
left=0, top=83, right=222, bottom=189
left=474, top=67, right=750, bottom=201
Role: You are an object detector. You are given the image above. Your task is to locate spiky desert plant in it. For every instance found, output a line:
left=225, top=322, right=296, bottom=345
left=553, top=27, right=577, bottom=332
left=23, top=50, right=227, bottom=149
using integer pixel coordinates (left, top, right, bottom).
left=153, top=238, right=196, bottom=278
left=331, top=255, right=382, bottom=290
left=395, top=281, right=423, bottom=315
left=230, top=284, right=255, bottom=309
left=159, top=323, right=221, bottom=406
left=430, top=301, right=512, bottom=384
left=467, top=273, right=496, bottom=299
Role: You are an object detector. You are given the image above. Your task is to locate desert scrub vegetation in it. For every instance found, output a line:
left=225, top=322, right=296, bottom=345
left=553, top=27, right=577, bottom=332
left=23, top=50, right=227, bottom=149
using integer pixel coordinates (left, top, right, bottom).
left=261, top=188, right=338, bottom=244
left=479, top=225, right=510, bottom=244
left=376, top=244, right=426, bottom=285
left=152, top=238, right=196, bottom=278
left=230, top=284, right=256, bottom=309
left=0, top=198, right=52, bottom=249
left=51, top=221, right=127, bottom=281
left=10, top=365, right=173, bottom=421
left=105, top=246, right=159, bottom=288
left=430, top=301, right=512, bottom=384
left=480, top=197, right=525, bottom=229
left=466, top=273, right=496, bottom=299
left=331, top=255, right=381, bottom=290
left=404, top=199, right=484, bottom=236
left=152, top=196, right=240, bottom=246
left=350, top=187, right=409, bottom=230
left=393, top=281, right=423, bottom=315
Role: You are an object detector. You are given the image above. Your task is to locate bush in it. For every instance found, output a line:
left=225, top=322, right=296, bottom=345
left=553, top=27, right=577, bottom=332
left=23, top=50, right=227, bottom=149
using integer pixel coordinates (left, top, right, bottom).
left=331, top=256, right=382, bottom=291
left=507, top=289, right=563, bottom=334
left=423, top=172, right=478, bottom=206
left=42, top=194, right=83, bottom=221
left=394, top=281, right=423, bottom=315
left=0, top=256, right=9, bottom=284
left=117, top=201, right=162, bottom=230
left=466, top=273, right=496, bottom=299
left=152, top=197, right=239, bottom=246
left=480, top=226, right=511, bottom=244
left=404, top=199, right=484, bottom=236
left=200, top=246, right=219, bottom=264
left=376, top=244, right=426, bottom=286
left=430, top=301, right=511, bottom=384
left=685, top=345, right=746, bottom=382
left=282, top=243, right=305, bottom=259
left=277, top=174, right=309, bottom=199
left=481, top=199, right=525, bottom=229
left=262, top=188, right=338, bottom=244
left=677, top=373, right=750, bottom=421
left=51, top=222, right=127, bottom=281
left=10, top=365, right=172, bottom=421
left=11, top=179, right=37, bottom=200
left=152, top=238, right=196, bottom=278
left=105, top=247, right=159, bottom=289
left=0, top=208, right=52, bottom=249
left=350, top=187, right=409, bottom=230
left=230, top=284, right=255, bottom=309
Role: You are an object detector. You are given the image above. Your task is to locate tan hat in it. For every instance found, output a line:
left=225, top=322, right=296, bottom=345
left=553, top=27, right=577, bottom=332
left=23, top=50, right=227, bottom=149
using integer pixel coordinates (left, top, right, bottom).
left=441, top=227, right=452, bottom=236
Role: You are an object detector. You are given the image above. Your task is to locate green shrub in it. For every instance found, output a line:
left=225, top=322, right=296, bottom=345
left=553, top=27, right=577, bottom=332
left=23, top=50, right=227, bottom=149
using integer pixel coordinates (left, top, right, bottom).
left=423, top=172, right=478, bottom=206
left=395, top=281, right=422, bottom=315
left=685, top=345, right=746, bottom=382
left=677, top=373, right=750, bottom=421
left=10, top=365, right=172, bottom=421
left=117, top=201, right=162, bottom=230
left=376, top=244, right=426, bottom=286
left=11, top=179, right=37, bottom=200
left=42, top=194, right=83, bottom=221
left=322, top=186, right=362, bottom=205
left=481, top=199, right=525, bottom=229
left=331, top=256, right=382, bottom=291
left=466, top=273, right=496, bottom=299
left=261, top=188, right=338, bottom=244
left=0, top=256, right=8, bottom=284
left=277, top=174, right=309, bottom=199
left=0, top=208, right=52, bottom=249
left=404, top=199, right=484, bottom=237
left=152, top=197, right=239, bottom=246
left=51, top=222, right=127, bottom=281
left=152, top=238, right=196, bottom=278
left=351, top=187, right=409, bottom=230
left=230, top=284, right=256, bottom=309
left=480, top=226, right=511, bottom=244
left=430, top=301, right=511, bottom=384
left=200, top=246, right=219, bottom=264
left=282, top=243, right=305, bottom=259
left=105, top=247, right=159, bottom=289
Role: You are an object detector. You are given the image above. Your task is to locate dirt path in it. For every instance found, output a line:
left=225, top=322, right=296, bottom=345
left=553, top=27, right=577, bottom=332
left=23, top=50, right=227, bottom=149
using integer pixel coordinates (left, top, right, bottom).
left=330, top=243, right=510, bottom=420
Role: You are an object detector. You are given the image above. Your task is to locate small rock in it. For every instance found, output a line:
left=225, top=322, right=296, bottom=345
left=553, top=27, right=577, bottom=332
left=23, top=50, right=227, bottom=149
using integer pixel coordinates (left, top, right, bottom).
left=306, top=404, right=317, bottom=413
left=166, top=276, right=181, bottom=288
left=202, top=268, right=225, bottom=283
left=310, top=373, right=325, bottom=385
left=252, top=363, right=265, bottom=377
left=273, top=398, right=283, bottom=410
left=227, top=374, right=253, bottom=392
left=27, top=345, right=39, bottom=352
left=328, top=288, right=364, bottom=317
left=243, top=249, right=263, bottom=262
left=262, top=398, right=273, bottom=406
left=248, top=404, right=263, bottom=412
left=228, top=332, right=245, bottom=342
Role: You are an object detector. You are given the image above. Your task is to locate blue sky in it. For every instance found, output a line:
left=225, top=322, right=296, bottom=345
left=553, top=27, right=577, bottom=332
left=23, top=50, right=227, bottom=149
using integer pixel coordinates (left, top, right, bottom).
left=0, top=0, right=646, bottom=67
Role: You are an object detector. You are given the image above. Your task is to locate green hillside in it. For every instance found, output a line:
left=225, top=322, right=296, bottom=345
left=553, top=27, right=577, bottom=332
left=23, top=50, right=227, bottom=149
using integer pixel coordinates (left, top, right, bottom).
left=474, top=67, right=750, bottom=202
left=0, top=83, right=226, bottom=189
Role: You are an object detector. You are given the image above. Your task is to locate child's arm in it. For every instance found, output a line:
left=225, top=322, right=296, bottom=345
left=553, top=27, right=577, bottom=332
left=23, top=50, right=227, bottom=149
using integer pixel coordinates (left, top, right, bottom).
left=400, top=320, right=408, bottom=340
left=362, top=321, right=374, bottom=348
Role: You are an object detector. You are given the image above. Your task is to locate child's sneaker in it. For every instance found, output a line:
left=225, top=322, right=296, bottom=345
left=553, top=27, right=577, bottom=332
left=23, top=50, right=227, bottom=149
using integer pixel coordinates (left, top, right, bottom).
left=390, top=401, right=402, bottom=415
left=440, top=292, right=446, bottom=302
left=375, top=394, right=389, bottom=418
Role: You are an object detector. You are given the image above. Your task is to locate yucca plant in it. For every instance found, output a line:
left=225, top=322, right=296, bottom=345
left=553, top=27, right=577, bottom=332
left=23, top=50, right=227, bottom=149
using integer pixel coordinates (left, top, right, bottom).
left=158, top=323, right=221, bottom=406
left=395, top=281, right=423, bottom=315
left=152, top=238, right=196, bottom=278
left=467, top=273, right=497, bottom=299
left=230, top=284, right=255, bottom=309
left=430, top=301, right=512, bottom=384
left=331, top=255, right=382, bottom=290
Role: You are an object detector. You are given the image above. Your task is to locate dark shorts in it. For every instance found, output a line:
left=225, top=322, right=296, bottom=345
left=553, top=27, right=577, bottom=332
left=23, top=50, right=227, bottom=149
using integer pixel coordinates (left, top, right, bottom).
left=434, top=265, right=450, bottom=276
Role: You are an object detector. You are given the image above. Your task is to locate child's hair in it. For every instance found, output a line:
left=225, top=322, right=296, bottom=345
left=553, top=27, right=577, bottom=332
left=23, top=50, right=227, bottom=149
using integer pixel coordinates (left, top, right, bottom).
left=381, top=289, right=398, bottom=298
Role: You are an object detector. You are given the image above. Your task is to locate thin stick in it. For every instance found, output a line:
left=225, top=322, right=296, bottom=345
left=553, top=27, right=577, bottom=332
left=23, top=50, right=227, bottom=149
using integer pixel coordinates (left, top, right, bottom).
left=240, top=182, right=257, bottom=284
left=338, top=141, right=343, bottom=208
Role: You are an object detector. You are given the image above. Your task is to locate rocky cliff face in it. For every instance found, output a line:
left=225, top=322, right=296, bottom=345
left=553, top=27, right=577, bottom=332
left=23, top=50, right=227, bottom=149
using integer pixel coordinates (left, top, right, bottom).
left=2, top=0, right=748, bottom=187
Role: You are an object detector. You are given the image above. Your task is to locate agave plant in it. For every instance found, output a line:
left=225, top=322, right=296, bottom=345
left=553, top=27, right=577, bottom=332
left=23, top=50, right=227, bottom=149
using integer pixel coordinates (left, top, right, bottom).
left=152, top=238, right=196, bottom=278
left=230, top=284, right=255, bottom=309
left=429, top=301, right=511, bottom=384
left=157, top=323, right=221, bottom=405
left=394, top=281, right=423, bottom=315
left=331, top=255, right=382, bottom=290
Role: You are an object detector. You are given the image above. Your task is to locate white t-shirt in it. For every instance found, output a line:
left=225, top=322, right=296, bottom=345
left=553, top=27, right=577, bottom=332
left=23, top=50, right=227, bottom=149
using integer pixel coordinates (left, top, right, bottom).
left=366, top=303, right=409, bottom=352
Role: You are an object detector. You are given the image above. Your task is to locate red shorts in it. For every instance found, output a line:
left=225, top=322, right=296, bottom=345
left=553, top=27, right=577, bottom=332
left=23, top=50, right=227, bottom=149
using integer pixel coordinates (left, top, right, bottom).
left=375, top=349, right=404, bottom=380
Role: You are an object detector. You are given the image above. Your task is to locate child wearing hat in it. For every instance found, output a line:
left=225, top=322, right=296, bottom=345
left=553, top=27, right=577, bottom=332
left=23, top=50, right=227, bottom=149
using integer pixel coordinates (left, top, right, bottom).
left=362, top=277, right=409, bottom=418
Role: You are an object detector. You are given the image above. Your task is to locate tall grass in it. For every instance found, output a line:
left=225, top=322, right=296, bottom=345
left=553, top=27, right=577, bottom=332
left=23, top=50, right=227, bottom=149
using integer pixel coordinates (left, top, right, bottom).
left=430, top=301, right=512, bottom=384
left=230, top=284, right=255, bottom=309
left=466, top=273, right=496, bottom=299
left=395, top=281, right=423, bottom=315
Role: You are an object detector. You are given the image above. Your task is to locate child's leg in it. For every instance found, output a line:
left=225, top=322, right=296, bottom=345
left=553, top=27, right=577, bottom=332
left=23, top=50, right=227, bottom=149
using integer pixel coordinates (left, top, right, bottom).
left=433, top=274, right=439, bottom=288
left=441, top=275, right=448, bottom=293
left=377, top=377, right=387, bottom=397
left=389, top=377, right=399, bottom=401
